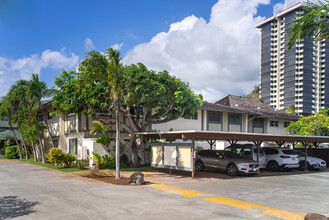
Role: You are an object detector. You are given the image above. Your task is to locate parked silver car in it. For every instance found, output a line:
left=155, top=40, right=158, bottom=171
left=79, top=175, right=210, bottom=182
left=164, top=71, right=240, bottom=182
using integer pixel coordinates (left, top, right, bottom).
left=195, top=150, right=260, bottom=176
left=294, top=150, right=327, bottom=170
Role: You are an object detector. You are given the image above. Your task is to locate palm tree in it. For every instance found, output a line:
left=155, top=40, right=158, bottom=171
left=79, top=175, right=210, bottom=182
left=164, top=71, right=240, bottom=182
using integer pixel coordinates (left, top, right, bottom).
left=288, top=0, right=329, bottom=49
left=78, top=48, right=124, bottom=179
left=28, top=74, right=50, bottom=163
left=9, top=80, right=31, bottom=160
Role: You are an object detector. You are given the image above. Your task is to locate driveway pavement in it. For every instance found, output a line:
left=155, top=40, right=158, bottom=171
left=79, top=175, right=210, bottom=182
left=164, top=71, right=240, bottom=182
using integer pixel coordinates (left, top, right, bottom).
left=0, top=160, right=328, bottom=219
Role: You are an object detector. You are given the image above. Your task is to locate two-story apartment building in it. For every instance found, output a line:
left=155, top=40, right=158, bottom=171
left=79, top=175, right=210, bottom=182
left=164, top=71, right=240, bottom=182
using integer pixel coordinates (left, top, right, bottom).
left=153, top=95, right=299, bottom=149
left=41, top=95, right=299, bottom=164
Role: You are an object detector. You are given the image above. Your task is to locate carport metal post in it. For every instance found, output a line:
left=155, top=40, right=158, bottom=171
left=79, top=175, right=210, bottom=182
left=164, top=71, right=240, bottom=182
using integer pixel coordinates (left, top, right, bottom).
left=301, top=142, right=310, bottom=172
left=275, top=141, right=285, bottom=148
left=252, top=140, right=263, bottom=162
left=207, top=139, right=216, bottom=150
left=228, top=140, right=238, bottom=145
left=192, top=138, right=196, bottom=179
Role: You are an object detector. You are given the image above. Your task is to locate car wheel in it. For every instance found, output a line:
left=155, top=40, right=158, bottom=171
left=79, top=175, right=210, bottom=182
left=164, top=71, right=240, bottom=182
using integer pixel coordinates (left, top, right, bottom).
left=227, top=163, right=238, bottom=176
left=195, top=160, right=204, bottom=172
left=267, top=161, right=279, bottom=171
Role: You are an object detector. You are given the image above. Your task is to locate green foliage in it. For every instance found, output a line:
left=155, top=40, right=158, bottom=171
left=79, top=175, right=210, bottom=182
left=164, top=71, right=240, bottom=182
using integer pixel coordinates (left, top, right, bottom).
left=286, top=105, right=296, bottom=114
left=71, top=159, right=89, bottom=169
left=47, top=148, right=66, bottom=164
left=288, top=1, right=329, bottom=49
left=20, top=159, right=85, bottom=172
left=286, top=113, right=329, bottom=136
left=90, top=121, right=113, bottom=152
left=91, top=152, right=127, bottom=169
left=5, top=145, right=24, bottom=159
left=46, top=148, right=77, bottom=167
left=0, top=146, right=6, bottom=155
left=62, top=153, right=77, bottom=168
left=319, top=108, right=329, bottom=116
left=196, top=146, right=204, bottom=151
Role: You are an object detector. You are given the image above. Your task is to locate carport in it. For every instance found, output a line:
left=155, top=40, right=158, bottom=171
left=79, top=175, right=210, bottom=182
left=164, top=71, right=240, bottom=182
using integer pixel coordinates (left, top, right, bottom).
left=137, top=130, right=329, bottom=178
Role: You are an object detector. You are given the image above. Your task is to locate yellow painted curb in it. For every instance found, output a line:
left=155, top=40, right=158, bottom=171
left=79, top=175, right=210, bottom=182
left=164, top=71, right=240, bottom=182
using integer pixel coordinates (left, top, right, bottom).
left=204, top=197, right=305, bottom=220
left=151, top=184, right=210, bottom=198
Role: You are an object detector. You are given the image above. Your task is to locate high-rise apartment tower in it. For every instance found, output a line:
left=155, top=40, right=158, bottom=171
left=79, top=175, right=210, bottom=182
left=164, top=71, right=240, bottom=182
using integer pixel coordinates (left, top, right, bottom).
left=256, top=2, right=329, bottom=115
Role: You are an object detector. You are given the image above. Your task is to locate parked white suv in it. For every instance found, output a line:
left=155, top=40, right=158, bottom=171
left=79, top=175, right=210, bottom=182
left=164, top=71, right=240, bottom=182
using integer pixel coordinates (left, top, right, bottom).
left=224, top=144, right=266, bottom=168
left=293, top=150, right=327, bottom=171
left=263, top=147, right=299, bottom=171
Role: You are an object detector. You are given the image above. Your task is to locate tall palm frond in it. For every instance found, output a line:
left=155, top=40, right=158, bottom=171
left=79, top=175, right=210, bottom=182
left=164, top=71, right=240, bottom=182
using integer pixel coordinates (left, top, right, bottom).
left=288, top=0, right=329, bottom=49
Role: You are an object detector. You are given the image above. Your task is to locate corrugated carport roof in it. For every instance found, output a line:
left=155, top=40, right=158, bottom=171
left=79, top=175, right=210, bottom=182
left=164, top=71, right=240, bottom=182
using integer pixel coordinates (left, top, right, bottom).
left=137, top=130, right=329, bottom=143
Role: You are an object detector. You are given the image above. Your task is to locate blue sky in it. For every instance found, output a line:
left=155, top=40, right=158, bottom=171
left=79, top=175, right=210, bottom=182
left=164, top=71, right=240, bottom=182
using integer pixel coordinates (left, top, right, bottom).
left=0, top=0, right=299, bottom=101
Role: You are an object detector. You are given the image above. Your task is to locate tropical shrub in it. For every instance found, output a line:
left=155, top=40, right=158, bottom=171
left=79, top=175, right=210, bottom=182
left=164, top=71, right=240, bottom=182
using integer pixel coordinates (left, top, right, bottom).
left=0, top=146, right=6, bottom=155
left=46, top=148, right=77, bottom=167
left=71, top=159, right=89, bottom=169
left=47, top=148, right=65, bottom=165
left=91, top=152, right=127, bottom=169
left=5, top=145, right=25, bottom=159
left=62, top=153, right=77, bottom=168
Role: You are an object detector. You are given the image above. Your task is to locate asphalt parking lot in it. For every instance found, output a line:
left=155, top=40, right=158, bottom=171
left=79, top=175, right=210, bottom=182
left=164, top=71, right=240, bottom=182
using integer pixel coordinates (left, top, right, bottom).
left=1, top=160, right=329, bottom=219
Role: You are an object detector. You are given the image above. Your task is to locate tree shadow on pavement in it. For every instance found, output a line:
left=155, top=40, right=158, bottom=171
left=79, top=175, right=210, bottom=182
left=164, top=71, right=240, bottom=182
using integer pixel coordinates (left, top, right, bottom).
left=0, top=196, right=40, bottom=219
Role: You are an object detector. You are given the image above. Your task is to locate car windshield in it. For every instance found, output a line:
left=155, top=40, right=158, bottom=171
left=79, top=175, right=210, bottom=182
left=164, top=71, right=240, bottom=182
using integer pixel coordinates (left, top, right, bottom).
left=281, top=149, right=297, bottom=155
left=223, top=151, right=240, bottom=159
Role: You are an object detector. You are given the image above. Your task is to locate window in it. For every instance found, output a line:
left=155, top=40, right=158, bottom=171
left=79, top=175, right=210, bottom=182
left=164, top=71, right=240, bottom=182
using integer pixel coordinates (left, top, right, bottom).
left=270, top=121, right=279, bottom=127
left=284, top=122, right=290, bottom=128
left=253, top=118, right=264, bottom=127
left=228, top=114, right=241, bottom=124
left=264, top=148, right=278, bottom=154
left=53, top=139, right=59, bottom=148
left=208, top=111, right=221, bottom=123
left=184, top=112, right=198, bottom=120
left=69, top=138, right=78, bottom=155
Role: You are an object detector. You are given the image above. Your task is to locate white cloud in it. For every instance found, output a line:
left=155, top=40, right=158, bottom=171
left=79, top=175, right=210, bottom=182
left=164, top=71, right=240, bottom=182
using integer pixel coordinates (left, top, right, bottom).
left=273, top=0, right=301, bottom=13
left=0, top=49, right=79, bottom=97
left=111, top=43, right=124, bottom=50
left=84, top=38, right=95, bottom=51
left=123, top=0, right=270, bottom=102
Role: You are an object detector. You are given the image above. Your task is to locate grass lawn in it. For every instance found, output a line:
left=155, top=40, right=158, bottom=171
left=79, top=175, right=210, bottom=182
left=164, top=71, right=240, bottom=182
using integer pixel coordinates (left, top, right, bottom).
left=0, top=154, right=5, bottom=159
left=20, top=159, right=86, bottom=173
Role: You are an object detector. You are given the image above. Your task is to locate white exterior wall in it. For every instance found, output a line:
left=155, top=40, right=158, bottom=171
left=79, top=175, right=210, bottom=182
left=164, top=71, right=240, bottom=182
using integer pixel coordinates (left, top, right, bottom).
left=267, top=119, right=290, bottom=135
left=153, top=110, right=202, bottom=132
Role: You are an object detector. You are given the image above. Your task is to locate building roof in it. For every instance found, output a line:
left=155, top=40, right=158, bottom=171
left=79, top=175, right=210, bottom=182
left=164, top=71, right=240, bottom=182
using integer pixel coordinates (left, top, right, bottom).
left=0, top=129, right=22, bottom=141
left=200, top=101, right=256, bottom=114
left=255, top=2, right=304, bottom=28
left=215, top=95, right=299, bottom=120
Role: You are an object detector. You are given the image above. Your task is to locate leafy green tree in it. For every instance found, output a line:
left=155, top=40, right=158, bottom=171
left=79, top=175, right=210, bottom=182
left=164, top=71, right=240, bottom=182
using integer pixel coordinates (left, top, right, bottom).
left=0, top=97, right=23, bottom=159
left=319, top=108, right=329, bottom=116
left=53, top=48, right=202, bottom=168
left=286, top=105, right=296, bottom=114
left=288, top=1, right=329, bottom=49
left=286, top=113, right=329, bottom=136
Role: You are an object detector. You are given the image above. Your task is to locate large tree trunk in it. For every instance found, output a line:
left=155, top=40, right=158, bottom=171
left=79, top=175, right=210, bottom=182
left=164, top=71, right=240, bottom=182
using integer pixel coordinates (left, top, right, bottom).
left=16, top=118, right=29, bottom=160
left=130, top=135, right=140, bottom=167
left=42, top=111, right=55, bottom=149
left=25, top=115, right=37, bottom=161
left=34, top=120, right=46, bottom=163
left=9, top=122, right=22, bottom=159
left=115, top=102, right=120, bottom=179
